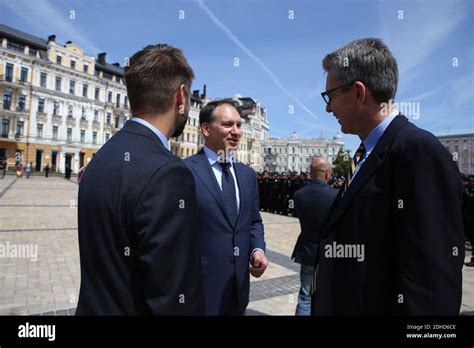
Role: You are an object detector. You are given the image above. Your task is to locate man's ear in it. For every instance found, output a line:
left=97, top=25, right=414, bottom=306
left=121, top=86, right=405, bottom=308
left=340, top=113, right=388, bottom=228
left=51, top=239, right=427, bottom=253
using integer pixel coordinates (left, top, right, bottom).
left=176, top=84, right=187, bottom=114
left=354, top=81, right=366, bottom=106
left=201, top=123, right=210, bottom=137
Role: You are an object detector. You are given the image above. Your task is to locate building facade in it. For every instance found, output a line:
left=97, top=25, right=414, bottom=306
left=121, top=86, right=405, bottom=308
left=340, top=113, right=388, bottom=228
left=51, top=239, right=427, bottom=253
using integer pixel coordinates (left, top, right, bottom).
left=0, top=24, right=269, bottom=174
left=0, top=24, right=130, bottom=174
left=262, top=132, right=345, bottom=173
left=437, top=133, right=474, bottom=175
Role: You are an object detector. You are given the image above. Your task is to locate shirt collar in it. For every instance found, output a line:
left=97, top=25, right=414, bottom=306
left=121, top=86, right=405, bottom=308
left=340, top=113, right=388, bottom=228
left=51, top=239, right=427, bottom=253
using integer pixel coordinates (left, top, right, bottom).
left=203, top=145, right=234, bottom=168
left=362, top=109, right=398, bottom=156
left=130, top=117, right=170, bottom=150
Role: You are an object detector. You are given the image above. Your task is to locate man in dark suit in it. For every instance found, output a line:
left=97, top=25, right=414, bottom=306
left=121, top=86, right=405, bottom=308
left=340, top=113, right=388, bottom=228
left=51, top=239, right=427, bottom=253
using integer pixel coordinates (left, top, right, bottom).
left=311, top=38, right=465, bottom=315
left=76, top=44, right=204, bottom=315
left=291, top=156, right=337, bottom=315
left=184, top=100, right=267, bottom=315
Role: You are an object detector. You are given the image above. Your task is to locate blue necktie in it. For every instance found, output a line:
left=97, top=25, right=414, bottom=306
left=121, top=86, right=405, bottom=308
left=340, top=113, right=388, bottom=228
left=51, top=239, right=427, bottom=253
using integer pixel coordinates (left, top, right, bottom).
left=220, top=162, right=238, bottom=227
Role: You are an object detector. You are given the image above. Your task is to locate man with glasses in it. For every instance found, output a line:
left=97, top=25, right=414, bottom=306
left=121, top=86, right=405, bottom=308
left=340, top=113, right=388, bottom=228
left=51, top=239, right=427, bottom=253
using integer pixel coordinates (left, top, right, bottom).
left=311, top=38, right=464, bottom=315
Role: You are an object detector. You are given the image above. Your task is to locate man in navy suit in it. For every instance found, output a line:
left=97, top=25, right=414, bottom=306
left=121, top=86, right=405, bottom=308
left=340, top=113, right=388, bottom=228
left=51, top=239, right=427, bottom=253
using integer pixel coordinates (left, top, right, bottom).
left=184, top=100, right=268, bottom=315
left=76, top=44, right=204, bottom=315
left=291, top=156, right=337, bottom=315
left=311, top=38, right=464, bottom=315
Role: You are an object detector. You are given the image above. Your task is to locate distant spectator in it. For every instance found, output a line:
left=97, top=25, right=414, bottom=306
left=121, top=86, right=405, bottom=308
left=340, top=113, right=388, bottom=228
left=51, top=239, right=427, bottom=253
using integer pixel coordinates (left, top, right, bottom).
left=16, top=162, right=23, bottom=178
left=45, top=164, right=50, bottom=178
left=25, top=162, right=32, bottom=178
left=1, top=160, right=6, bottom=179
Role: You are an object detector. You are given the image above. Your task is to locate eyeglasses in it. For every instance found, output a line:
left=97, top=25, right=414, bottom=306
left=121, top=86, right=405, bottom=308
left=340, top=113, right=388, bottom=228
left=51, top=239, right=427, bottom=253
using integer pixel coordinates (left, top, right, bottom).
left=321, top=81, right=356, bottom=105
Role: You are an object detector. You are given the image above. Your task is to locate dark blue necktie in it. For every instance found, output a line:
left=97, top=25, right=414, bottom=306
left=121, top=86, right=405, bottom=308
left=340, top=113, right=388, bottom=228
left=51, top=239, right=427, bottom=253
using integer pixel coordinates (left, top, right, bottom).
left=220, top=162, right=238, bottom=227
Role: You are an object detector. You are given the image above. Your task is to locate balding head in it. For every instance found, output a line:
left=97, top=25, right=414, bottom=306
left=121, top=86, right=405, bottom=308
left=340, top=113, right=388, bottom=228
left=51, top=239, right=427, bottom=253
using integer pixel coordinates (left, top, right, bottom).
left=310, top=156, right=332, bottom=182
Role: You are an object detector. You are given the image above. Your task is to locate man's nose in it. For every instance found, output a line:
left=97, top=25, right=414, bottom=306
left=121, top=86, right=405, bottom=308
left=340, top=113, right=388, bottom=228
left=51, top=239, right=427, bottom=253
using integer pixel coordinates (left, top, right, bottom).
left=326, top=103, right=332, bottom=113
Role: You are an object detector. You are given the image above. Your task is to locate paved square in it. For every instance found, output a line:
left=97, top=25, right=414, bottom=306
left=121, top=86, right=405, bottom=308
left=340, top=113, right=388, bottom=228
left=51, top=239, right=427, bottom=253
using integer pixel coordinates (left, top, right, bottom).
left=0, top=175, right=473, bottom=315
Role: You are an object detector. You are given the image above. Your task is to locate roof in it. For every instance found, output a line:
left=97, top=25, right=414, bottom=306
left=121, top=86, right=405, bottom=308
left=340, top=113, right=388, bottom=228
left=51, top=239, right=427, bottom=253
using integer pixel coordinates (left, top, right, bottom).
left=437, top=133, right=474, bottom=139
left=95, top=62, right=124, bottom=76
left=0, top=23, right=47, bottom=49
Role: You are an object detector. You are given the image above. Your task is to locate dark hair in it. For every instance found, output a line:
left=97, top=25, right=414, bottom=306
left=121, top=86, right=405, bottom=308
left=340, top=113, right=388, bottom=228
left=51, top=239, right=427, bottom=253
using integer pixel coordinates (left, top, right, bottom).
left=199, top=99, right=243, bottom=126
left=124, top=44, right=194, bottom=116
left=322, top=38, right=398, bottom=104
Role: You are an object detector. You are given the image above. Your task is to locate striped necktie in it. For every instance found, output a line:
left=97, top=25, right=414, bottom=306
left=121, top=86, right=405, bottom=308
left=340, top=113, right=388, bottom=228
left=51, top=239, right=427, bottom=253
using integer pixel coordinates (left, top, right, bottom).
left=342, top=142, right=366, bottom=194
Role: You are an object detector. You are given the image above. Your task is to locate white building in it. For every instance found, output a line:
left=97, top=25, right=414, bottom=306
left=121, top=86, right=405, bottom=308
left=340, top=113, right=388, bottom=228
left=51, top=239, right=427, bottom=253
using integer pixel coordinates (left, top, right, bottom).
left=262, top=132, right=344, bottom=173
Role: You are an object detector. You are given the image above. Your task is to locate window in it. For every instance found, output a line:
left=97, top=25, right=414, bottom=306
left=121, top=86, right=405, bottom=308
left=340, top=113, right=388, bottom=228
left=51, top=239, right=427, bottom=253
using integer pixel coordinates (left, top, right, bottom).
left=52, top=126, right=58, bottom=140
left=3, top=93, right=12, bottom=110
left=18, top=95, right=26, bottom=111
left=116, top=75, right=121, bottom=83
left=116, top=93, right=120, bottom=108
left=83, top=64, right=89, bottom=73
left=81, top=107, right=86, bottom=119
left=69, top=80, right=75, bottom=94
left=80, top=130, right=85, bottom=143
left=5, top=63, right=13, bottom=82
left=92, top=131, right=97, bottom=144
left=52, top=101, right=59, bottom=115
left=40, top=72, right=47, bottom=87
left=37, top=124, right=43, bottom=138
left=108, top=91, right=112, bottom=103
left=114, top=116, right=119, bottom=128
left=29, top=48, right=37, bottom=57
left=55, top=77, right=62, bottom=91
left=20, top=67, right=28, bottom=82
left=68, top=105, right=73, bottom=117
left=83, top=84, right=88, bottom=98
left=464, top=140, right=468, bottom=152
left=56, top=56, right=62, bottom=65
left=71, top=60, right=76, bottom=69
left=1, top=119, right=10, bottom=138
left=105, top=133, right=110, bottom=141
left=38, top=98, right=44, bottom=113
left=67, top=128, right=72, bottom=142
left=106, top=113, right=111, bottom=124
left=94, top=110, right=99, bottom=122
left=7, top=41, right=24, bottom=53
left=124, top=96, right=128, bottom=108
left=95, top=87, right=100, bottom=100
left=16, top=121, right=24, bottom=136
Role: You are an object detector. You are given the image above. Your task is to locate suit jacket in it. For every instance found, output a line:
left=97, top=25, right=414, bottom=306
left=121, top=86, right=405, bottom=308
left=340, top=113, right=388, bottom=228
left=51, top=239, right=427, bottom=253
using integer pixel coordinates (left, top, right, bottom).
left=312, top=115, right=465, bottom=315
left=291, top=180, right=338, bottom=267
left=184, top=149, right=265, bottom=315
left=76, top=120, right=204, bottom=315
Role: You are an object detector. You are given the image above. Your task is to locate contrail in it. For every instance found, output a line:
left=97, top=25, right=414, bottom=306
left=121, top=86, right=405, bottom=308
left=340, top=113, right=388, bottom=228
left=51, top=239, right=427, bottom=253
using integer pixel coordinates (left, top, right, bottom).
left=196, top=0, right=318, bottom=120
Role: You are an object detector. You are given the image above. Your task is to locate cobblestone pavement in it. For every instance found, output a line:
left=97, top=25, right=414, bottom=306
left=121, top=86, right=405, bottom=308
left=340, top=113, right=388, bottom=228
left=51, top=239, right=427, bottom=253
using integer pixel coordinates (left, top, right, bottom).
left=0, top=175, right=473, bottom=316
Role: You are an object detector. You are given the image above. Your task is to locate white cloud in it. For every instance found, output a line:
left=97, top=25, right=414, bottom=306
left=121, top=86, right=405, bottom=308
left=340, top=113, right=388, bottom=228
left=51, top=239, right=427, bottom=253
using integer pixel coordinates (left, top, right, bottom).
left=196, top=0, right=319, bottom=120
left=3, top=0, right=101, bottom=55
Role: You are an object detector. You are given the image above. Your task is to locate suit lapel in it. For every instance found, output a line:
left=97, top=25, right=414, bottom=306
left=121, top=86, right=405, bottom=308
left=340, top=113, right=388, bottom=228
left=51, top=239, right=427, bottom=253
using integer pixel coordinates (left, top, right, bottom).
left=190, top=149, right=235, bottom=229
left=325, top=115, right=408, bottom=231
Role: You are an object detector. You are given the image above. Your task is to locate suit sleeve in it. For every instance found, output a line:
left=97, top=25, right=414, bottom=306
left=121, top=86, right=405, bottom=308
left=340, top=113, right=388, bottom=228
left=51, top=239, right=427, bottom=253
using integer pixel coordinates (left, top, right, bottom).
left=249, top=170, right=266, bottom=255
left=134, top=161, right=204, bottom=315
left=392, top=133, right=464, bottom=315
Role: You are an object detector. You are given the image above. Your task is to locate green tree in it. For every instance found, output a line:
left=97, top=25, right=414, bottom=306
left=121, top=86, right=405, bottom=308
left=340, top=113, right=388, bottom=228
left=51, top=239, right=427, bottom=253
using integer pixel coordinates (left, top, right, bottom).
left=333, top=147, right=351, bottom=177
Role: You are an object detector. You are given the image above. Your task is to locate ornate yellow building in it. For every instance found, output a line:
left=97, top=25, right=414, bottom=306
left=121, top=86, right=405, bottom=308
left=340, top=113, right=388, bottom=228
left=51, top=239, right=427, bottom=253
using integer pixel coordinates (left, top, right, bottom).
left=0, top=24, right=269, bottom=174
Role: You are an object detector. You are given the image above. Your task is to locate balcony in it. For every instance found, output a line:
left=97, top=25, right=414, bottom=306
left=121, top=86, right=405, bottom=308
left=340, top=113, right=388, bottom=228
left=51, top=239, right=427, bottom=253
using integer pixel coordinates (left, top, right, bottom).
left=92, top=120, right=100, bottom=130
left=3, top=102, right=11, bottom=110
left=66, top=116, right=76, bottom=127
left=15, top=132, right=22, bottom=140
left=52, top=114, right=62, bottom=124
left=0, top=74, right=29, bottom=88
left=36, top=112, right=47, bottom=122
left=80, top=117, right=89, bottom=127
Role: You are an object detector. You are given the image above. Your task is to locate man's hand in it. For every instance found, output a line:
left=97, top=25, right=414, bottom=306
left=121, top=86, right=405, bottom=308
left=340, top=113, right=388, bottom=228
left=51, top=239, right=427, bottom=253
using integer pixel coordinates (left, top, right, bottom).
left=249, top=250, right=268, bottom=278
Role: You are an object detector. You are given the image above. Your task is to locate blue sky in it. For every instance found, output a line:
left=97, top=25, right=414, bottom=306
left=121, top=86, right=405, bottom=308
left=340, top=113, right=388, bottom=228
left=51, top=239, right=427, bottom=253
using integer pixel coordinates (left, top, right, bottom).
left=1, top=0, right=473, bottom=154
